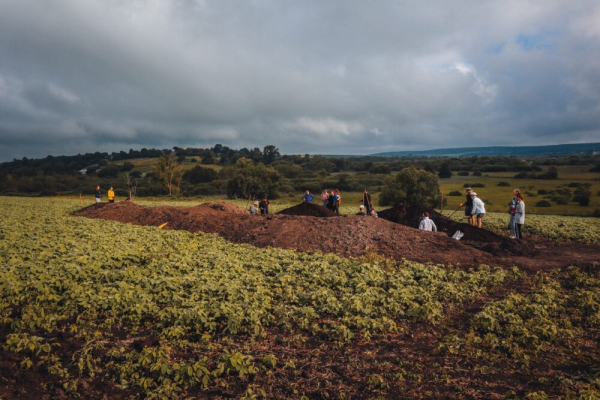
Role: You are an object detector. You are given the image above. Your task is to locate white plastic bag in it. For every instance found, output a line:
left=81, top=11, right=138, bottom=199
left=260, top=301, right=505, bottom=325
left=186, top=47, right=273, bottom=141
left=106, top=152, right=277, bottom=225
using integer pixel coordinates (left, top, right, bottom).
left=452, top=230, right=464, bottom=240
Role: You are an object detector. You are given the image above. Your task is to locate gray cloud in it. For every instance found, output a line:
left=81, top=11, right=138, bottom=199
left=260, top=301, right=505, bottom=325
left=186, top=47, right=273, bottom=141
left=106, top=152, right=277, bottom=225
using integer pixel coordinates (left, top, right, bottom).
left=0, top=0, right=599, bottom=160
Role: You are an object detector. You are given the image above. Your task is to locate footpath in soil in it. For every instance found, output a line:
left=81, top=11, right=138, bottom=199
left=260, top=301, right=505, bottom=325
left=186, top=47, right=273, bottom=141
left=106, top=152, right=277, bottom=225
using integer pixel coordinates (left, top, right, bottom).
left=74, top=202, right=600, bottom=271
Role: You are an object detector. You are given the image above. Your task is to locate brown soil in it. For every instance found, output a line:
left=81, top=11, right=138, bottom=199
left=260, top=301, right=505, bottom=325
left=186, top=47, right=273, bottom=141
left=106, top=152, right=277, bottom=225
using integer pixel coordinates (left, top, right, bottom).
left=378, top=205, right=537, bottom=256
left=195, top=202, right=248, bottom=214
left=278, top=202, right=340, bottom=218
left=73, top=202, right=600, bottom=272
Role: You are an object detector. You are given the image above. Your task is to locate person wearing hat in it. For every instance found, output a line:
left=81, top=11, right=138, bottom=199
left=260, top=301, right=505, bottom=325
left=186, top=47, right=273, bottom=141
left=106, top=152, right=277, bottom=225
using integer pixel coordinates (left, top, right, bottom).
left=355, top=205, right=366, bottom=216
left=470, top=191, right=486, bottom=228
left=259, top=197, right=269, bottom=215
left=249, top=200, right=259, bottom=215
left=460, top=188, right=474, bottom=225
left=418, top=212, right=437, bottom=232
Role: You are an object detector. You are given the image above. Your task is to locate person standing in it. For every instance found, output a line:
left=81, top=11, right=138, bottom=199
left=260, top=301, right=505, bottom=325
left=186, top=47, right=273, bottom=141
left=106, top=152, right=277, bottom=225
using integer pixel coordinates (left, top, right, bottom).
left=94, top=185, right=102, bottom=203
left=361, top=189, right=373, bottom=215
left=108, top=186, right=115, bottom=203
left=327, top=190, right=335, bottom=211
left=321, top=189, right=329, bottom=207
left=514, top=192, right=525, bottom=239
left=508, top=189, right=521, bottom=238
left=259, top=197, right=269, bottom=215
left=302, top=190, right=314, bottom=203
left=460, top=188, right=474, bottom=225
left=418, top=212, right=437, bottom=232
left=333, top=189, right=341, bottom=214
left=470, top=192, right=486, bottom=228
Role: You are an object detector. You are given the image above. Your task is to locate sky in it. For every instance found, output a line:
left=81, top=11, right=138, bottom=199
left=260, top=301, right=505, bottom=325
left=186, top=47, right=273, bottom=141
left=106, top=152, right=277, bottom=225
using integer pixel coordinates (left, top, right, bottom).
left=1, top=0, right=600, bottom=161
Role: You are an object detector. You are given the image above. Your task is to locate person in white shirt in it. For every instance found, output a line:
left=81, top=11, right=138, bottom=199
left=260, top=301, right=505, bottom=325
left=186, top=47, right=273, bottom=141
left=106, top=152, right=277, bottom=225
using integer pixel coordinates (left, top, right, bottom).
left=418, top=212, right=437, bottom=232
left=470, top=192, right=486, bottom=228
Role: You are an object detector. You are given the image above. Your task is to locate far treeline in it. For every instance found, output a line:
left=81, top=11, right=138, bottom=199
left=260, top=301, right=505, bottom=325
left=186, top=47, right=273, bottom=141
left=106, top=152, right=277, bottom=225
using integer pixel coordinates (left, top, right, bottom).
left=1, top=144, right=599, bottom=204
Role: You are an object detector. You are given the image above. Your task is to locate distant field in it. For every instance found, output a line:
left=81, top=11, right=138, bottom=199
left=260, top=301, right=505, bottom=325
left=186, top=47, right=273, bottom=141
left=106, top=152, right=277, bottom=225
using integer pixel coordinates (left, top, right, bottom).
left=111, top=157, right=223, bottom=173
left=439, top=165, right=600, bottom=215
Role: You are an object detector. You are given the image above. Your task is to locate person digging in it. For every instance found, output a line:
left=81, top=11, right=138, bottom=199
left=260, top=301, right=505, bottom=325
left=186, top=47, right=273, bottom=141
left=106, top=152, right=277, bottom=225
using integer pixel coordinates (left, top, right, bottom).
left=459, top=187, right=474, bottom=226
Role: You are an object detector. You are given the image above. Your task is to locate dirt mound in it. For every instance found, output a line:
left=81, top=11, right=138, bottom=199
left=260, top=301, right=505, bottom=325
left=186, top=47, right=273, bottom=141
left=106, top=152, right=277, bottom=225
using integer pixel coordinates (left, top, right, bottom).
left=73, top=202, right=600, bottom=272
left=378, top=205, right=536, bottom=257
left=196, top=202, right=248, bottom=215
left=73, top=202, right=497, bottom=267
left=278, top=203, right=340, bottom=218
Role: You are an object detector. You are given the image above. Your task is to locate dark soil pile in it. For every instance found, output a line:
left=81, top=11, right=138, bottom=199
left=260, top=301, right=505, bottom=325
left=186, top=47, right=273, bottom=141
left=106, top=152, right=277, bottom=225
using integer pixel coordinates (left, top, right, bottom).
left=73, top=202, right=600, bottom=271
left=378, top=205, right=537, bottom=256
left=196, top=202, right=248, bottom=215
left=278, top=203, right=340, bottom=218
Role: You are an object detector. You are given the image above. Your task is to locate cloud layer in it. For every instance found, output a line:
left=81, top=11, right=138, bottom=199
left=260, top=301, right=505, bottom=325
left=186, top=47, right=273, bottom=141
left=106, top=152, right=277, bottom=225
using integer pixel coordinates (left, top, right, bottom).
left=1, top=0, right=599, bottom=160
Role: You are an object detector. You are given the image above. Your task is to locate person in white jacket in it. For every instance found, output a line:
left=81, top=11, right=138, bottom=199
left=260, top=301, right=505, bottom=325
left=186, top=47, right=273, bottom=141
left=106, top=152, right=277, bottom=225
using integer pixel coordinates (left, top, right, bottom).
left=513, top=193, right=525, bottom=239
left=418, top=212, right=437, bottom=232
left=470, top=192, right=486, bottom=228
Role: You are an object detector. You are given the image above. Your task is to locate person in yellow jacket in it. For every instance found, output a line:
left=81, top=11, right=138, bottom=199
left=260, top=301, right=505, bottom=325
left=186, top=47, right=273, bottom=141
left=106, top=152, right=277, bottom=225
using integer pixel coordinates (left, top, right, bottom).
left=108, top=186, right=115, bottom=203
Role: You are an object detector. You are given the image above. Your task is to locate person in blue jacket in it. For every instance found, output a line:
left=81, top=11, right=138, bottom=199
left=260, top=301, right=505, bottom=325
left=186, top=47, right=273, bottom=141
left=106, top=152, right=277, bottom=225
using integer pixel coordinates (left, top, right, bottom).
left=302, top=190, right=314, bottom=203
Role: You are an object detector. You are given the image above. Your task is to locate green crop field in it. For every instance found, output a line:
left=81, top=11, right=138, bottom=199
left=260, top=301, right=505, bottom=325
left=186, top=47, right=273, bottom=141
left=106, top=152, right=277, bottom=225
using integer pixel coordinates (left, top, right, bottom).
left=1, top=197, right=599, bottom=399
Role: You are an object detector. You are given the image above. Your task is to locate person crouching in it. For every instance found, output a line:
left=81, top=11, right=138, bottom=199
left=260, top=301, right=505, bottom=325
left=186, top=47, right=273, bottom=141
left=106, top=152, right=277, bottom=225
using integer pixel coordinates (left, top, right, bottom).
left=418, top=212, right=437, bottom=232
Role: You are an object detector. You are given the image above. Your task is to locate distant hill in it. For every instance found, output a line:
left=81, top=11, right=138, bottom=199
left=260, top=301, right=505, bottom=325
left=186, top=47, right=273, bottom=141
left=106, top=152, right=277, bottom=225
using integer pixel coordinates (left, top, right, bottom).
left=373, top=143, right=600, bottom=157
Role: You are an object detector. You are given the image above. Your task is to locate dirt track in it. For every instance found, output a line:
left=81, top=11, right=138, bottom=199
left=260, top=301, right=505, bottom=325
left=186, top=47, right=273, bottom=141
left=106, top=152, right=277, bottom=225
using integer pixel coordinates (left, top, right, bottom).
left=74, top=202, right=600, bottom=272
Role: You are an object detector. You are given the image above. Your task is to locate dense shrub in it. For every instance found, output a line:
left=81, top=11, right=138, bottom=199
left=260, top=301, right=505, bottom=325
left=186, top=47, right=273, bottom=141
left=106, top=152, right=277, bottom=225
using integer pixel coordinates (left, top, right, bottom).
left=183, top=165, right=219, bottom=184
left=379, top=166, right=440, bottom=208
left=369, top=164, right=391, bottom=174
left=538, top=189, right=548, bottom=195
left=96, top=165, right=119, bottom=178
left=448, top=190, right=462, bottom=196
left=438, top=163, right=452, bottom=179
left=119, top=162, right=134, bottom=172
left=463, top=183, right=485, bottom=188
left=497, top=181, right=510, bottom=186
left=472, top=170, right=482, bottom=176
left=536, top=200, right=552, bottom=207
left=457, top=171, right=470, bottom=176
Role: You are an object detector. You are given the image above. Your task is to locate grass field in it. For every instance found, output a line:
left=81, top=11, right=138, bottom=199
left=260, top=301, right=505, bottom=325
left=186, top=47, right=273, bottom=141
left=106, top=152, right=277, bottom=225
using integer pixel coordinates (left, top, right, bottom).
left=439, top=165, right=600, bottom=215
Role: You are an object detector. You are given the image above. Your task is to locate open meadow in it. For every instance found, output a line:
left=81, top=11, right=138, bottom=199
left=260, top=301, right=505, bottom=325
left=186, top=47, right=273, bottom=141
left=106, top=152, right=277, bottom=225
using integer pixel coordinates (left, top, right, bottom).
left=1, top=196, right=599, bottom=399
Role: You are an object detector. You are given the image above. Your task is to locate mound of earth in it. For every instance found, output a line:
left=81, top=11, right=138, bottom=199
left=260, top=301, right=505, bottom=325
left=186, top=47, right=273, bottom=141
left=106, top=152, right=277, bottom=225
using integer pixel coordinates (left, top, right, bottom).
left=278, top=203, right=340, bottom=218
left=196, top=202, right=248, bottom=215
left=73, top=201, right=496, bottom=267
left=73, top=202, right=600, bottom=272
left=378, top=205, right=536, bottom=257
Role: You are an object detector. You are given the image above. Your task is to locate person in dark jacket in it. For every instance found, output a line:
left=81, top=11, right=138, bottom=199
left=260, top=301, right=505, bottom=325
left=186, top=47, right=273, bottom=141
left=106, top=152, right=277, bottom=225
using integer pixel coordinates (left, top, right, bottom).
left=460, top=188, right=474, bottom=225
left=355, top=205, right=366, bottom=215
left=327, top=190, right=335, bottom=211
left=259, top=197, right=269, bottom=215
left=94, top=185, right=102, bottom=203
left=361, top=189, right=373, bottom=215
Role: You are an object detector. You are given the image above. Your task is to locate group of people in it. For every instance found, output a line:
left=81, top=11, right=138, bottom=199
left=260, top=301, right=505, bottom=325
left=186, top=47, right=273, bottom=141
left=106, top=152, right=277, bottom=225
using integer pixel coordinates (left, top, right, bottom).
left=459, top=187, right=487, bottom=228
left=457, top=187, right=526, bottom=239
left=249, top=197, right=270, bottom=215
left=94, top=185, right=115, bottom=203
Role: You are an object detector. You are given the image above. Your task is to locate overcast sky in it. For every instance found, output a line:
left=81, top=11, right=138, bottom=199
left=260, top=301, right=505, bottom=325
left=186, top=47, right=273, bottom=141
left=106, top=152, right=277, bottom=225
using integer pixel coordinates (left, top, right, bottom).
left=1, top=0, right=599, bottom=160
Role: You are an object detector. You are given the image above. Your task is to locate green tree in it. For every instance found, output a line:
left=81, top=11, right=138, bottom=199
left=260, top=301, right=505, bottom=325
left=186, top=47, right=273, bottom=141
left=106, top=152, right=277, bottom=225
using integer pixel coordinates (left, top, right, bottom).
left=438, top=162, right=452, bottom=179
left=379, top=166, right=440, bottom=208
left=152, top=152, right=183, bottom=196
left=263, top=145, right=281, bottom=164
left=227, top=158, right=286, bottom=199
